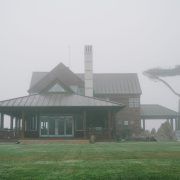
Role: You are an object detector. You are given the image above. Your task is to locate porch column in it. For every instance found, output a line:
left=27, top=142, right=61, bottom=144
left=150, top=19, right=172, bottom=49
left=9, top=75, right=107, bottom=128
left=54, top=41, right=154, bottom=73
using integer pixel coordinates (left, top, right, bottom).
left=170, top=119, right=174, bottom=130
left=112, top=111, right=116, bottom=137
left=15, top=117, right=20, bottom=131
left=0, top=113, right=4, bottom=129
left=177, top=117, right=180, bottom=130
left=14, top=117, right=21, bottom=138
left=14, top=117, right=18, bottom=138
left=10, top=116, right=14, bottom=130
left=142, top=119, right=145, bottom=131
left=175, top=118, right=178, bottom=130
left=15, top=117, right=18, bottom=130
left=83, top=111, right=87, bottom=138
left=21, top=112, right=25, bottom=138
left=108, top=111, right=112, bottom=139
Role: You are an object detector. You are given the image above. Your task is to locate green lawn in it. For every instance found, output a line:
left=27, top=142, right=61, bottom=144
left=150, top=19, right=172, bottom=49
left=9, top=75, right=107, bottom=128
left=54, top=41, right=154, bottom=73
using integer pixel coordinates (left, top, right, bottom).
left=0, top=142, right=180, bottom=179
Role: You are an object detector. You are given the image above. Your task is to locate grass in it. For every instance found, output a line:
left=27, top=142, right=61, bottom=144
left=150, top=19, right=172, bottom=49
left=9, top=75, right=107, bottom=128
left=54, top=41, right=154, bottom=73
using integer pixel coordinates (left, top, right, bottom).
left=0, top=142, right=180, bottom=179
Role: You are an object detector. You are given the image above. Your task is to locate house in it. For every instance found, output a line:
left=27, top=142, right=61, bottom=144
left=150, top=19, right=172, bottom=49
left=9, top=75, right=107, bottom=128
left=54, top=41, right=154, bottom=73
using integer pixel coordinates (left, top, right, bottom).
left=0, top=45, right=142, bottom=140
left=1, top=45, right=178, bottom=141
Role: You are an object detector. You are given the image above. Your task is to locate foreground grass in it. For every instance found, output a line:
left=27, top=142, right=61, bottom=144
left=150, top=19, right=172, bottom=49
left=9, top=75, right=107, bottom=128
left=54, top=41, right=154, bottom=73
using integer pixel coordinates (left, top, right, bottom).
left=0, top=142, right=180, bottom=179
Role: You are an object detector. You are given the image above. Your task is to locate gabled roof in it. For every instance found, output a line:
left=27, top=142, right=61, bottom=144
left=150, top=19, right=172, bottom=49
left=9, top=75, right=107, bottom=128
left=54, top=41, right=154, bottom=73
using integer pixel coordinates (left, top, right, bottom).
left=141, top=104, right=179, bottom=119
left=0, top=93, right=123, bottom=108
left=29, top=72, right=142, bottom=95
left=28, top=63, right=84, bottom=94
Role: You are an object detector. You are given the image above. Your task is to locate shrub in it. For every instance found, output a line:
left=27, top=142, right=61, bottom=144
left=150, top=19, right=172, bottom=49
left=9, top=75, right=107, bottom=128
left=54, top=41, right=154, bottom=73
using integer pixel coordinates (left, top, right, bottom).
left=89, top=134, right=96, bottom=143
left=151, top=128, right=156, bottom=136
left=155, top=121, right=176, bottom=141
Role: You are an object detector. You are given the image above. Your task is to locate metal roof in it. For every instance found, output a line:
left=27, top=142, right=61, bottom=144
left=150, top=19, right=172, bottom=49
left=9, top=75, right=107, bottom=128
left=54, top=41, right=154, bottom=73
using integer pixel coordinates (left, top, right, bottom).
left=29, top=72, right=142, bottom=95
left=141, top=104, right=179, bottom=119
left=77, top=73, right=141, bottom=95
left=0, top=93, right=123, bottom=108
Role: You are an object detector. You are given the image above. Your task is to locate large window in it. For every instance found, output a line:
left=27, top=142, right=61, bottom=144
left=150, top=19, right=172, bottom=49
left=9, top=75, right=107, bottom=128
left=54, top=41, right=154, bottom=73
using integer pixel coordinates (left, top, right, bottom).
left=26, top=115, right=37, bottom=131
left=40, top=115, right=74, bottom=137
left=129, top=98, right=140, bottom=108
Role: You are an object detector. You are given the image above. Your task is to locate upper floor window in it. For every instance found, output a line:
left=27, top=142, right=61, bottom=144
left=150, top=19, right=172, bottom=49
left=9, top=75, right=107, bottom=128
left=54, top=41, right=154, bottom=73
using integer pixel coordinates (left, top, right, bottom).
left=70, top=86, right=84, bottom=95
left=70, top=85, right=78, bottom=93
left=129, top=97, right=140, bottom=108
left=48, top=83, right=66, bottom=93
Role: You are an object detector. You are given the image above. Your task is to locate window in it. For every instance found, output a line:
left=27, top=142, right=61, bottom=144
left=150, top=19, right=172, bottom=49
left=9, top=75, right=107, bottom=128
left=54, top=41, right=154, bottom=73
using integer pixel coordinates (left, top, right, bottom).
left=70, top=86, right=84, bottom=95
left=124, top=121, right=129, bottom=126
left=70, top=85, right=78, bottom=92
left=40, top=115, right=74, bottom=137
left=29, top=116, right=37, bottom=131
left=129, top=98, right=140, bottom=108
left=48, top=84, right=66, bottom=93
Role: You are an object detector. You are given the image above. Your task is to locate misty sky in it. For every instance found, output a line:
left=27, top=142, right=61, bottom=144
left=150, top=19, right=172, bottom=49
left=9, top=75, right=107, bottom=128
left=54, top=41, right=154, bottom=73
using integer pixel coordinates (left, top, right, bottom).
left=0, top=0, right=180, bottom=129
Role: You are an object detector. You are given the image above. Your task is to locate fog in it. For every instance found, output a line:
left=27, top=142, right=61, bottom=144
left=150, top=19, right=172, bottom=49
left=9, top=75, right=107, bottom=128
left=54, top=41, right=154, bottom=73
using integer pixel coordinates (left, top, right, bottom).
left=0, top=0, right=180, bottom=130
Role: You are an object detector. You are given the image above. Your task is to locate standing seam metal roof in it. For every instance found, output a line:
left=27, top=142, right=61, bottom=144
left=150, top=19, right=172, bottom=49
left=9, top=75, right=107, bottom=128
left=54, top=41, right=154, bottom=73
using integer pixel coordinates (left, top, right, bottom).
left=141, top=104, right=179, bottom=119
left=29, top=72, right=142, bottom=95
left=0, top=93, right=124, bottom=107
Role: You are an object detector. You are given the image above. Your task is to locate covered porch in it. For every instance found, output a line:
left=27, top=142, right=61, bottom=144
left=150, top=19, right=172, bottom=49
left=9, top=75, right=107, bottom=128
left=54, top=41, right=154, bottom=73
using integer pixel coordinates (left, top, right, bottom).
left=0, top=93, right=123, bottom=141
left=141, top=104, right=180, bottom=130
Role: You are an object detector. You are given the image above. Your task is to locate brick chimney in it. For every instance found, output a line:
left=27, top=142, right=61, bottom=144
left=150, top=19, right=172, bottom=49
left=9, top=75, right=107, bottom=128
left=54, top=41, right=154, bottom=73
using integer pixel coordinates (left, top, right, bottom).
left=84, top=45, right=93, bottom=97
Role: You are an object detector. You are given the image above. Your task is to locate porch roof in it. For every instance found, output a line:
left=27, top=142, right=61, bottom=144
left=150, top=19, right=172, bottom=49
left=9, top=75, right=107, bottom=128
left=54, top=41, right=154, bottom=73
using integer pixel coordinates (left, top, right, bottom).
left=141, top=104, right=179, bottom=119
left=0, top=93, right=123, bottom=108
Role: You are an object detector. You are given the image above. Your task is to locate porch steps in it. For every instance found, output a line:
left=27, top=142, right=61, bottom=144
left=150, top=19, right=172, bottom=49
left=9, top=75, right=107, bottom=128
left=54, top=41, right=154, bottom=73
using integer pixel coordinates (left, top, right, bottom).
left=19, top=139, right=89, bottom=144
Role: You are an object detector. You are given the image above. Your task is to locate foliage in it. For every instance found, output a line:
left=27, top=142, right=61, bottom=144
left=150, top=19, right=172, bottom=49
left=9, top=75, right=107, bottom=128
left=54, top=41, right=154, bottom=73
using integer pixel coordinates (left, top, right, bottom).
left=140, top=130, right=151, bottom=138
left=155, top=121, right=176, bottom=141
left=151, top=128, right=156, bottom=136
left=0, top=142, right=180, bottom=179
left=117, top=127, right=132, bottom=140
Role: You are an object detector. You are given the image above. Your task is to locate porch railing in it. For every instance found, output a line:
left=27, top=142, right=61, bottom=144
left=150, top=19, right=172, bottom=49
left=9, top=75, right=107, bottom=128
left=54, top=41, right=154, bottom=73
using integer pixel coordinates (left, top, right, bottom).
left=0, top=129, right=22, bottom=139
left=0, top=128, right=113, bottom=140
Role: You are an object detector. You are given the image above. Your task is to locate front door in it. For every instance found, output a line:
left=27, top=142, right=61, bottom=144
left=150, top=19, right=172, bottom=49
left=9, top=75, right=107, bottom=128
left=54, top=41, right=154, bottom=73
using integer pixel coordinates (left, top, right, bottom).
left=40, top=115, right=74, bottom=137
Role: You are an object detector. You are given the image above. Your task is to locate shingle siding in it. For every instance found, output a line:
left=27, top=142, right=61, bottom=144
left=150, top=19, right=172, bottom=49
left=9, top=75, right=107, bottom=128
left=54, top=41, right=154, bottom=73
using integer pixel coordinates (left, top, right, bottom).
left=95, top=94, right=141, bottom=134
